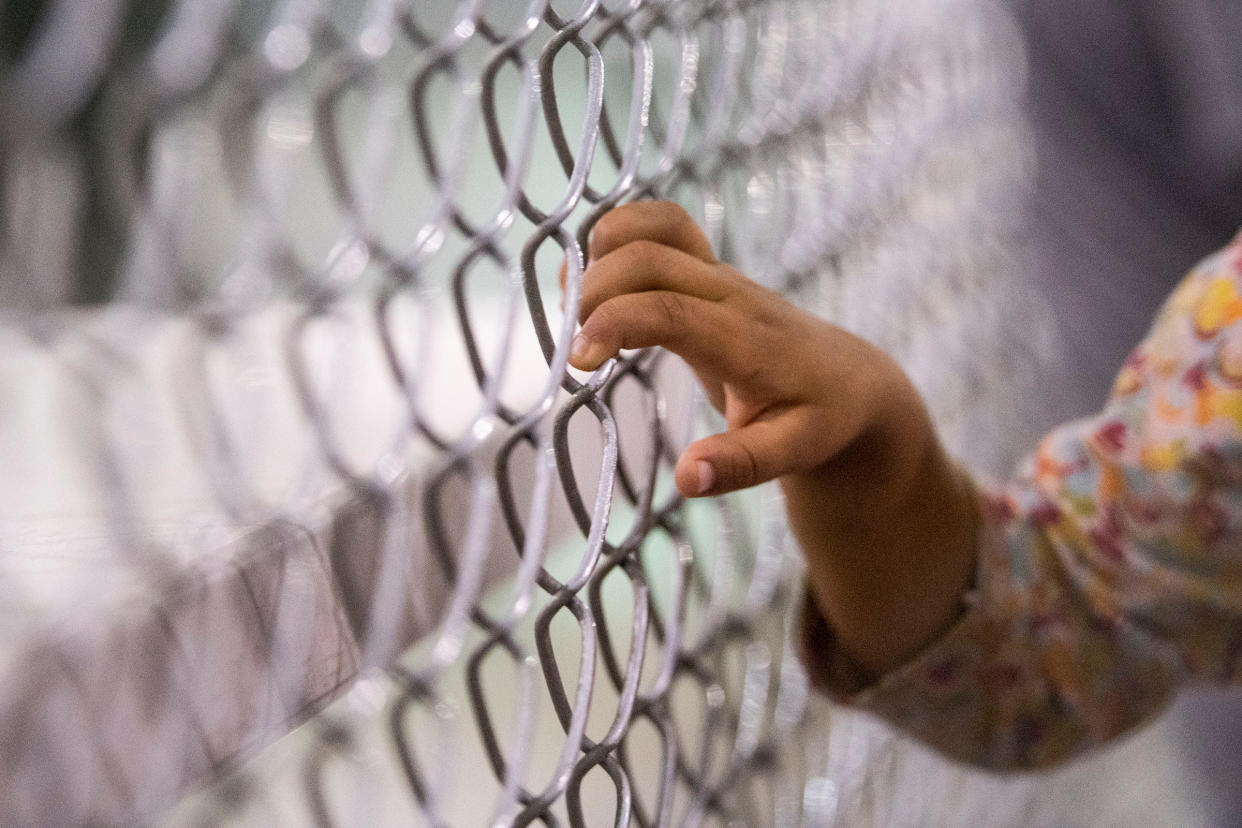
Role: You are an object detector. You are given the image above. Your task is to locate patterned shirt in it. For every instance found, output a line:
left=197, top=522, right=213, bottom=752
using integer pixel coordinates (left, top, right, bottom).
left=802, top=229, right=1242, bottom=770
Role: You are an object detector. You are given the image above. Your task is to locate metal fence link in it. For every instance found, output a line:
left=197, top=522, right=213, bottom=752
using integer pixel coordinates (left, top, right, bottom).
left=0, top=0, right=1047, bottom=824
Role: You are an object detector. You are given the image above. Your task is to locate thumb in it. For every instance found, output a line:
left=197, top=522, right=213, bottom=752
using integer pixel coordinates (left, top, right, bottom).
left=674, top=409, right=822, bottom=497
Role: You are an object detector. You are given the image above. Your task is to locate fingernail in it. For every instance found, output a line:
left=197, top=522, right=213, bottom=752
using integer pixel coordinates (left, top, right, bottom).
left=570, top=333, right=593, bottom=366
left=695, top=460, right=715, bottom=495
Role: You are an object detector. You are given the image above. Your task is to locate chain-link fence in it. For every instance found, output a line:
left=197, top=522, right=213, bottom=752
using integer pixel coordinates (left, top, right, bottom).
left=0, top=0, right=1052, bottom=824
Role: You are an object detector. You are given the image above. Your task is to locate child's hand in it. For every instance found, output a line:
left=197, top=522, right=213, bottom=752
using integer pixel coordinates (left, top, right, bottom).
left=568, top=201, right=979, bottom=680
left=569, top=201, right=923, bottom=501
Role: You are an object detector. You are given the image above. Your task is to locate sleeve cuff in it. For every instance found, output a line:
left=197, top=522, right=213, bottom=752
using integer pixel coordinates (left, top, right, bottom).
left=792, top=484, right=1096, bottom=771
left=797, top=581, right=987, bottom=704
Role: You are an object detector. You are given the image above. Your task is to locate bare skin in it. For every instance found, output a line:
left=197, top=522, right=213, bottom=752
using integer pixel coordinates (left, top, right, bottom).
left=565, top=201, right=980, bottom=681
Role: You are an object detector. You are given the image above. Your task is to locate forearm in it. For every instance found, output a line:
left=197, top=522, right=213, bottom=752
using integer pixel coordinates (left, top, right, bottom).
left=782, top=389, right=980, bottom=680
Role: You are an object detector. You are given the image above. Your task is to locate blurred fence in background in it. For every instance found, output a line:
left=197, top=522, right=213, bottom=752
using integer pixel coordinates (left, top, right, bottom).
left=0, top=0, right=1063, bottom=824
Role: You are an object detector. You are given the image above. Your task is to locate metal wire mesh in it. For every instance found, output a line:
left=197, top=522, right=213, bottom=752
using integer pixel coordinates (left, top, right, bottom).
left=0, top=0, right=1049, bottom=824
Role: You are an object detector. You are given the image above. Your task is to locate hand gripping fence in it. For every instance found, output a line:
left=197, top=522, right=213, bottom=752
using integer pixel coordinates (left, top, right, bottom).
left=0, top=0, right=1043, bottom=824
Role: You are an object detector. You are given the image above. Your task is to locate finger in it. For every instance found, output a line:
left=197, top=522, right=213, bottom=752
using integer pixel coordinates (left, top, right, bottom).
left=559, top=258, right=567, bottom=311
left=570, top=290, right=740, bottom=376
left=589, top=201, right=716, bottom=264
left=693, top=368, right=727, bottom=414
left=674, top=410, right=824, bottom=497
left=580, top=240, right=728, bottom=323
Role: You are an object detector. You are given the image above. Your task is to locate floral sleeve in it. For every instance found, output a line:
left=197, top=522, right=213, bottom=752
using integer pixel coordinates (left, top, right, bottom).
left=801, top=230, right=1242, bottom=770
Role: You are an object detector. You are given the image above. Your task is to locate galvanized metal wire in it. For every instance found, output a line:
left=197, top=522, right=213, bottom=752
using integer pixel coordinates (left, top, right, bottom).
left=0, top=0, right=1047, bottom=824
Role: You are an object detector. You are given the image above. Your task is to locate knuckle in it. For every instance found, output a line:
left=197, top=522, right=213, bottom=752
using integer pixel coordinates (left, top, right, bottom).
left=733, top=282, right=785, bottom=324
left=734, top=353, right=766, bottom=387
left=652, top=291, right=688, bottom=329
left=653, top=200, right=692, bottom=229
left=721, top=442, right=761, bottom=489
left=619, top=238, right=661, bottom=270
left=583, top=300, right=620, bottom=341
left=587, top=215, right=617, bottom=261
